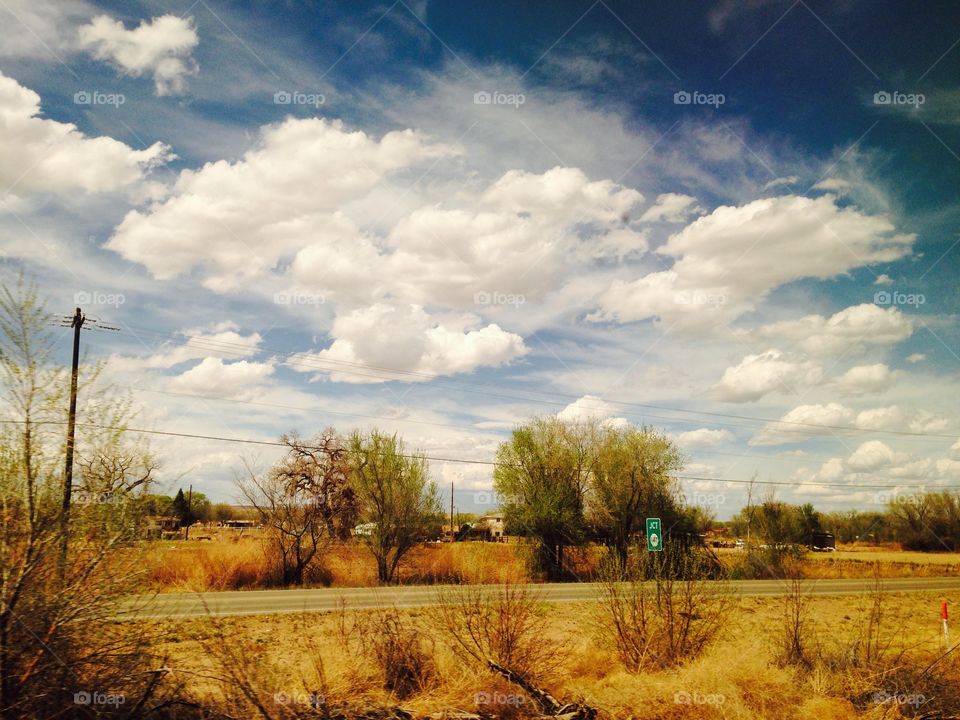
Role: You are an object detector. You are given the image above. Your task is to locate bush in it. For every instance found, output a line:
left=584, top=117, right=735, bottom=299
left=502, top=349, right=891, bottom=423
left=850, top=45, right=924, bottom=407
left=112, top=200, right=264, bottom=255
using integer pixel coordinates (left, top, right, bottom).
left=429, top=581, right=565, bottom=683
left=595, top=545, right=732, bottom=671
left=775, top=575, right=815, bottom=669
left=335, top=605, right=436, bottom=700
left=729, top=544, right=806, bottom=579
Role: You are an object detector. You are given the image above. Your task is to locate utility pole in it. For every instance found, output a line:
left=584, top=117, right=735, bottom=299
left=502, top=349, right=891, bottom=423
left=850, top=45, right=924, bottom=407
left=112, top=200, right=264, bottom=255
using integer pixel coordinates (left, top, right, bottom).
left=59, top=307, right=84, bottom=576
left=745, top=473, right=756, bottom=549
left=185, top=484, right=193, bottom=540
left=55, top=307, right=118, bottom=579
left=449, top=481, right=454, bottom=543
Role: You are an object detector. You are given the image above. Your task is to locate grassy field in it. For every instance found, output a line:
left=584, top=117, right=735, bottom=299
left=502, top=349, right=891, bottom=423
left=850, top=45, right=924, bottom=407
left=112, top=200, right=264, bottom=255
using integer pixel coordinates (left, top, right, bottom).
left=143, top=588, right=960, bottom=719
left=137, top=535, right=960, bottom=592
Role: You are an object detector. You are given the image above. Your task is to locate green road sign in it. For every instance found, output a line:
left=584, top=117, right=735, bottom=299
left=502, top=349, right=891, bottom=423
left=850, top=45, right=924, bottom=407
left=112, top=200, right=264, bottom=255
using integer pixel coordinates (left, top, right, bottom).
left=646, top=517, right=662, bottom=552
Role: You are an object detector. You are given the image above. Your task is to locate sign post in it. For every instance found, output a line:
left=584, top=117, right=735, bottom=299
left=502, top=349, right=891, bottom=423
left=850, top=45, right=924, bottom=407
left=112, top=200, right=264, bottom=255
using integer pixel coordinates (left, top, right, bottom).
left=646, top=517, right=662, bottom=552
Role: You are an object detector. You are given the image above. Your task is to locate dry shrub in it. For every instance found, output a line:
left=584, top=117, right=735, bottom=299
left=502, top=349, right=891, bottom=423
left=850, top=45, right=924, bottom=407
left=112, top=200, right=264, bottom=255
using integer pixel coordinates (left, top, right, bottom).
left=819, top=565, right=892, bottom=671
left=595, top=546, right=733, bottom=672
left=0, top=537, right=185, bottom=720
left=202, top=614, right=402, bottom=719
left=334, top=603, right=436, bottom=700
left=729, top=544, right=806, bottom=579
left=429, top=582, right=565, bottom=683
left=774, top=568, right=960, bottom=718
left=776, top=575, right=816, bottom=669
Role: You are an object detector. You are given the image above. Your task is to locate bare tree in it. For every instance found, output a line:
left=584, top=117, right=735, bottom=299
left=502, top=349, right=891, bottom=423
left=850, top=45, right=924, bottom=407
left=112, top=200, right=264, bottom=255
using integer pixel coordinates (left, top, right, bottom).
left=272, top=430, right=358, bottom=540
left=239, top=456, right=331, bottom=586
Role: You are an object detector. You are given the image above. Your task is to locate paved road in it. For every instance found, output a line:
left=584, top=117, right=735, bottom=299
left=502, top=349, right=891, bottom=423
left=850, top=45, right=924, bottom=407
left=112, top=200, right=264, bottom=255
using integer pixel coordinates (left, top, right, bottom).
left=114, top=576, right=960, bottom=620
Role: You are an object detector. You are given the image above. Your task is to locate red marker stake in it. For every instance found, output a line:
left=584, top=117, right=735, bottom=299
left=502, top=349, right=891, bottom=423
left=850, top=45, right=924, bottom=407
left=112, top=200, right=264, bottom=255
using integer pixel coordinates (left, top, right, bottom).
left=942, top=599, right=949, bottom=644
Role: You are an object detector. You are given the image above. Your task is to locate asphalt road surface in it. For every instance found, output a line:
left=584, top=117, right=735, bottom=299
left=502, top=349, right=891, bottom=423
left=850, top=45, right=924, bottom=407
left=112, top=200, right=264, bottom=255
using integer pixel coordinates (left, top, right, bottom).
left=115, top=576, right=960, bottom=620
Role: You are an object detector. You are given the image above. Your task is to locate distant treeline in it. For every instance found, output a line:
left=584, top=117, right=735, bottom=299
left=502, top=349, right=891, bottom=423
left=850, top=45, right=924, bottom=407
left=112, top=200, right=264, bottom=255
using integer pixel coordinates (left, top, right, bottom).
left=725, top=492, right=960, bottom=551
left=138, top=491, right=258, bottom=526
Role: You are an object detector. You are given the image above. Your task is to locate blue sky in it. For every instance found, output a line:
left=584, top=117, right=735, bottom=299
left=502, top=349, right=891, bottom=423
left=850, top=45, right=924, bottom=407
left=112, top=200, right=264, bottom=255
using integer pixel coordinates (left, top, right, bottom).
left=2, top=0, right=959, bottom=518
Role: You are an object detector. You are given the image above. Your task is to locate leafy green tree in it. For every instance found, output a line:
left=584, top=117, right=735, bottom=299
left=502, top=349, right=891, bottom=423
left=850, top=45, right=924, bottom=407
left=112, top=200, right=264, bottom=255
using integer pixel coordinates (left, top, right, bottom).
left=494, top=416, right=593, bottom=580
left=169, top=488, right=211, bottom=525
left=588, top=425, right=684, bottom=566
left=798, top=503, right=823, bottom=543
left=348, top=430, right=440, bottom=584
left=889, top=492, right=960, bottom=550
left=211, top=503, right=236, bottom=522
left=171, top=489, right=190, bottom=526
left=0, top=277, right=174, bottom=715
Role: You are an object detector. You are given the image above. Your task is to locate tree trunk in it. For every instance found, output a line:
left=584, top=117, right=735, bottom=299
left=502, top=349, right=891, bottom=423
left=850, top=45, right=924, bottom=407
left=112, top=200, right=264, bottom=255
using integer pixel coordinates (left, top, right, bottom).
left=616, top=542, right=628, bottom=570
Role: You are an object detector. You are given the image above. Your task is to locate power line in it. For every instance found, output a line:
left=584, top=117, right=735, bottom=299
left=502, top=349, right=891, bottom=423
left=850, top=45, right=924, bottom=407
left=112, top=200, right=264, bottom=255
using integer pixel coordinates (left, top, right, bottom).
left=133, top=386, right=865, bottom=466
left=110, top=323, right=960, bottom=442
left=2, top=418, right=958, bottom=492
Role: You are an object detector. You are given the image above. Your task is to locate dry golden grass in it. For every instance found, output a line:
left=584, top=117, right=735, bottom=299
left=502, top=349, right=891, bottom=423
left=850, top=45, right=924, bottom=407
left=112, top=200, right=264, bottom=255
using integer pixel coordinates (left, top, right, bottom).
left=140, top=537, right=535, bottom=592
left=138, top=537, right=960, bottom=593
left=142, top=536, right=272, bottom=591
left=144, top=589, right=960, bottom=719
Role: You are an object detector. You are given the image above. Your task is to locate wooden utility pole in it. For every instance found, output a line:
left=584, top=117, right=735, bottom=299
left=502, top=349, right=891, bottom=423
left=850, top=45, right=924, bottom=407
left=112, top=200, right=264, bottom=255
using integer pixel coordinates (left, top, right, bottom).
left=59, top=307, right=84, bottom=576
left=185, top=484, right=193, bottom=540
left=450, top=481, right=454, bottom=543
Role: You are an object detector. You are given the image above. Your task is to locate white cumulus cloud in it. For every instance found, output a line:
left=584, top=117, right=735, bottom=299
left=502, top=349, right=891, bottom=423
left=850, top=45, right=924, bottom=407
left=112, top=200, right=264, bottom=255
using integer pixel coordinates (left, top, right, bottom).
left=835, top=363, right=897, bottom=396
left=107, top=118, right=457, bottom=289
left=750, top=303, right=914, bottom=355
left=292, top=303, right=528, bottom=383
left=78, top=14, right=199, bottom=95
left=673, top=428, right=734, bottom=448
left=847, top=440, right=905, bottom=473
left=170, top=357, right=275, bottom=399
left=591, top=195, right=914, bottom=329
left=712, top=349, right=823, bottom=403
left=556, top=394, right=629, bottom=427
left=751, top=402, right=951, bottom=445
left=0, top=73, right=170, bottom=196
left=639, top=192, right=700, bottom=223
